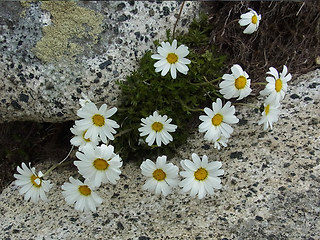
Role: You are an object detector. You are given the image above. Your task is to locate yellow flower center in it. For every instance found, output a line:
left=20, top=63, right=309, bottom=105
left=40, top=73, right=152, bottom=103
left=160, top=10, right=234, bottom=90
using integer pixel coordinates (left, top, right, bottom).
left=166, top=53, right=178, bottom=64
left=82, top=130, right=91, bottom=142
left=151, top=122, right=163, bottom=132
left=235, top=76, right=247, bottom=90
left=212, top=114, right=223, bottom=126
left=153, top=169, right=166, bottom=181
left=275, top=79, right=282, bottom=92
left=93, top=158, right=109, bottom=170
left=265, top=104, right=270, bottom=115
left=92, top=114, right=105, bottom=127
left=30, top=175, right=41, bottom=188
left=78, top=185, right=91, bottom=196
left=252, top=15, right=258, bottom=24
left=194, top=168, right=208, bottom=181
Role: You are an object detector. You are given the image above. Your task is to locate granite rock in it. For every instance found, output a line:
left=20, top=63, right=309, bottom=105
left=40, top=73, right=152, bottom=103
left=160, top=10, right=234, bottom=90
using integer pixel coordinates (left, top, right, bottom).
left=0, top=1, right=199, bottom=123
left=0, top=69, right=319, bottom=239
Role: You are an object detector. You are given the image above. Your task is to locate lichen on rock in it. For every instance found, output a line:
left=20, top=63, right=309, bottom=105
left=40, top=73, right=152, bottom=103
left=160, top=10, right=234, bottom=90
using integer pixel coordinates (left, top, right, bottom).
left=34, top=1, right=104, bottom=63
left=0, top=1, right=199, bottom=123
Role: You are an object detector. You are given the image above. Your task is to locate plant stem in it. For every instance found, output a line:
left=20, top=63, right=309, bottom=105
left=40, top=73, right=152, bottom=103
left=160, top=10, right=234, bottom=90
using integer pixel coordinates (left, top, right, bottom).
left=191, top=76, right=222, bottom=86
left=114, top=128, right=135, bottom=138
left=172, top=1, right=185, bottom=39
left=117, top=107, right=130, bottom=112
left=252, top=82, right=267, bottom=86
left=42, top=145, right=74, bottom=178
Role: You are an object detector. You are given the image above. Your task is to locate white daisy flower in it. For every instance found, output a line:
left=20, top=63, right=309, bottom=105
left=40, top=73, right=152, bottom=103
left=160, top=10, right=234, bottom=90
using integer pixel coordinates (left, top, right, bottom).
left=61, top=177, right=103, bottom=212
left=14, top=162, right=53, bottom=203
left=138, top=111, right=177, bottom=147
left=258, top=99, right=281, bottom=131
left=239, top=8, right=261, bottom=34
left=70, top=125, right=99, bottom=151
left=74, top=144, right=122, bottom=187
left=199, top=98, right=239, bottom=142
left=179, top=153, right=224, bottom=199
left=219, top=64, right=252, bottom=100
left=151, top=39, right=191, bottom=79
left=213, top=135, right=228, bottom=150
left=75, top=102, right=119, bottom=143
left=140, top=155, right=179, bottom=196
left=260, top=65, right=292, bottom=103
left=79, top=93, right=92, bottom=108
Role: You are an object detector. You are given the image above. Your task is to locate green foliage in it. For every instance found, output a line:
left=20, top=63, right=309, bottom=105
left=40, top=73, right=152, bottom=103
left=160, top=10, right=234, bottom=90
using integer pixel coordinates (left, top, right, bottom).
left=113, top=13, right=226, bottom=161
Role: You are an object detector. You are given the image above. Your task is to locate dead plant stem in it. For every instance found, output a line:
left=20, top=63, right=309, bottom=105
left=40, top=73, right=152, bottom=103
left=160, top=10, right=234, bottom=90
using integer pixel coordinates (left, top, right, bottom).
left=173, top=1, right=185, bottom=39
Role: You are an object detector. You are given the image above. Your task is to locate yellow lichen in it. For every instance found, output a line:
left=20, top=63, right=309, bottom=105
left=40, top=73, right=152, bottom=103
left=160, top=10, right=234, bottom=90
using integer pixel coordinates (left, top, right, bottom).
left=34, top=1, right=104, bottom=63
left=20, top=0, right=32, bottom=9
left=20, top=0, right=33, bottom=17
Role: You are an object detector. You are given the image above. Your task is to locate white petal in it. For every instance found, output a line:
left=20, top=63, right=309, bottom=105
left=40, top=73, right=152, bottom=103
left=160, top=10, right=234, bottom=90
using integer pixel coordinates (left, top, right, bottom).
left=170, top=64, right=177, bottom=79
left=243, top=24, right=256, bottom=34
left=239, top=18, right=252, bottom=26
left=161, top=64, right=170, bottom=76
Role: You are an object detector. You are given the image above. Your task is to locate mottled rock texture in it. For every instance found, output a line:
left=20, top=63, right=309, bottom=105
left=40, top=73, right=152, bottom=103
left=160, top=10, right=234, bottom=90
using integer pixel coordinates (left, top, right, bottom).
left=0, top=1, right=199, bottom=123
left=0, top=69, right=319, bottom=239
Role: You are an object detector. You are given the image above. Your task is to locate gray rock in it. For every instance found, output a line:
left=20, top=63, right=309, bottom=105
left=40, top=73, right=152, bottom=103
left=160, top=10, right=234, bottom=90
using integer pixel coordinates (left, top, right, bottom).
left=0, top=70, right=319, bottom=239
left=0, top=1, right=199, bottom=123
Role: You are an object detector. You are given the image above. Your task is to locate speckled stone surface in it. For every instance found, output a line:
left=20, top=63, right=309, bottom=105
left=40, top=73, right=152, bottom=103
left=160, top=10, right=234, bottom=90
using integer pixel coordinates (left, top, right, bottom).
left=0, top=1, right=199, bottom=123
left=0, top=69, right=319, bottom=239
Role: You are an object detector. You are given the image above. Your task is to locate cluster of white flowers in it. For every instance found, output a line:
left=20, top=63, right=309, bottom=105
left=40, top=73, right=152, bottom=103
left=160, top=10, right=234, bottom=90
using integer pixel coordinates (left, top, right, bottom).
left=258, top=65, right=292, bottom=130
left=217, top=63, right=291, bottom=132
left=13, top=96, right=225, bottom=208
left=14, top=98, right=124, bottom=212
left=62, top=97, right=123, bottom=211
left=227, top=9, right=291, bottom=130
left=13, top=7, right=292, bottom=211
left=140, top=153, right=224, bottom=199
